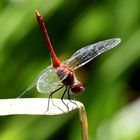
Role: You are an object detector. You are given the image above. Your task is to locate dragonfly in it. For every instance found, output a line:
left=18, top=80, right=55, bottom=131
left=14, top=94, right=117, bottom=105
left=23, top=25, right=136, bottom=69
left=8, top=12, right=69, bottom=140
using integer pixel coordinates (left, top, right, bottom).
left=18, top=10, right=121, bottom=111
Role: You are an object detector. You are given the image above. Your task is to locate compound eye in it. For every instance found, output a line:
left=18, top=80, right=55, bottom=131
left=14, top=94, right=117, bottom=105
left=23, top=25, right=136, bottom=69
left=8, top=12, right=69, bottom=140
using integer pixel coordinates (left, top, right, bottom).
left=71, top=82, right=84, bottom=95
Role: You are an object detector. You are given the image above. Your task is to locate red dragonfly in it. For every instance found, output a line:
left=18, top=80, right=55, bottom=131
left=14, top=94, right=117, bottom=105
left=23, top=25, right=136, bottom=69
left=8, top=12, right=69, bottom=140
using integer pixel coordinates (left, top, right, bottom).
left=19, top=11, right=121, bottom=110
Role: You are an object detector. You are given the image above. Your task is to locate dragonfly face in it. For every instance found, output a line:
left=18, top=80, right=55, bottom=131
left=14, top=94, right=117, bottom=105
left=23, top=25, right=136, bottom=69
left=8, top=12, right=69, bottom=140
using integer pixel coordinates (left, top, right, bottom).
left=71, top=81, right=84, bottom=95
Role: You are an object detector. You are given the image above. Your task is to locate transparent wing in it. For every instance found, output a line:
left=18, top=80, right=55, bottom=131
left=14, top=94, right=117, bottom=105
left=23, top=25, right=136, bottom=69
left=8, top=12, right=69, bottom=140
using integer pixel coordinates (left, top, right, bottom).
left=66, top=38, right=121, bottom=70
left=37, top=66, right=69, bottom=94
left=18, top=65, right=69, bottom=97
left=17, top=81, right=37, bottom=98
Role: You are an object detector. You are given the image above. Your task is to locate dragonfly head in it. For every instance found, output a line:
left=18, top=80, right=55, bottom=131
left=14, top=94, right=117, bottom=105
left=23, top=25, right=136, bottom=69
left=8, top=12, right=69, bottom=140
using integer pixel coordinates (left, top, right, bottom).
left=71, top=81, right=84, bottom=95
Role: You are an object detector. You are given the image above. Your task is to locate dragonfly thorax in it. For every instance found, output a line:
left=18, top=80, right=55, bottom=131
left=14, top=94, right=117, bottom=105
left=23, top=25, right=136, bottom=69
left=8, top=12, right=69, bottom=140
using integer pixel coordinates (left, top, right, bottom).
left=56, top=64, right=74, bottom=86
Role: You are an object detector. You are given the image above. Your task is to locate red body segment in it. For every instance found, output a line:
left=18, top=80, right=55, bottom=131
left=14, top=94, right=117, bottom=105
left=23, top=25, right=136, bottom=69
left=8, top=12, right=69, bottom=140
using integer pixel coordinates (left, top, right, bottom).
left=35, top=11, right=60, bottom=68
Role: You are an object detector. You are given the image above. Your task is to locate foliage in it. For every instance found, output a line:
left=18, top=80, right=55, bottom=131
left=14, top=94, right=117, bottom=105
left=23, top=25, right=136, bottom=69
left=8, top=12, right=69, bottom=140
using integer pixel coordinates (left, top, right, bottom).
left=0, top=0, right=140, bottom=139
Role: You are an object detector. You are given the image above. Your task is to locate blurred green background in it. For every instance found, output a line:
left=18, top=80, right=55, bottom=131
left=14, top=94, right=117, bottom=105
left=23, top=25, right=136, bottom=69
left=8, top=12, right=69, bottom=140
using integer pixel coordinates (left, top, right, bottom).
left=0, top=0, right=140, bottom=140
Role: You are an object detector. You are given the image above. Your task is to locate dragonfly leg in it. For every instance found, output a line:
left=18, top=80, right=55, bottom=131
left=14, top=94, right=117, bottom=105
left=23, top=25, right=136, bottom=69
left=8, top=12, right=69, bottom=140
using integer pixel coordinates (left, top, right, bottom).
left=67, top=87, right=78, bottom=109
left=47, top=85, right=64, bottom=112
left=61, top=86, right=69, bottom=111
